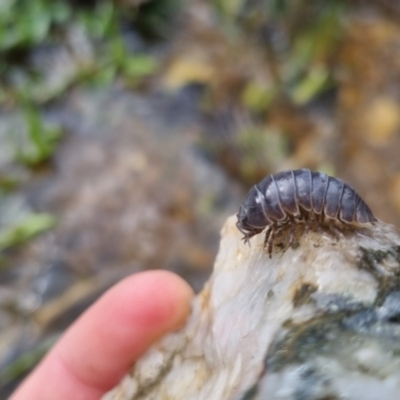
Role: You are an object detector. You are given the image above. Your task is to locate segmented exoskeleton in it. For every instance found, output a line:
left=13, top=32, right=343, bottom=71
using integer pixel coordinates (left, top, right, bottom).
left=236, top=169, right=376, bottom=257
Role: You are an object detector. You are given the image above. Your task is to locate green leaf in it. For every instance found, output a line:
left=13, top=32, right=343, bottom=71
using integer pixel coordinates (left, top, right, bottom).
left=109, top=36, right=126, bottom=67
left=290, top=66, right=330, bottom=105
left=0, top=213, right=57, bottom=252
left=241, top=81, right=276, bottom=113
left=122, top=54, right=157, bottom=78
left=14, top=108, right=63, bottom=166
left=22, top=1, right=51, bottom=44
left=213, top=0, right=245, bottom=18
left=79, top=1, right=115, bottom=38
left=90, top=64, right=117, bottom=87
left=0, top=174, right=19, bottom=193
left=0, top=0, right=72, bottom=51
left=51, top=2, right=71, bottom=24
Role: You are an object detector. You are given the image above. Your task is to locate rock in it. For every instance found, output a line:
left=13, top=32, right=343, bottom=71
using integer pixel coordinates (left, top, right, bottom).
left=104, top=215, right=400, bottom=400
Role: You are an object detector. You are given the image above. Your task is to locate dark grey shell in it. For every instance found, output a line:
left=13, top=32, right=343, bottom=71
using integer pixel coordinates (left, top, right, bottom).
left=236, top=169, right=376, bottom=240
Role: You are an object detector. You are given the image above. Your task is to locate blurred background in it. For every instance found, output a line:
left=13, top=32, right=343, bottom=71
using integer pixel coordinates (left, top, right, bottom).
left=1, top=0, right=400, bottom=396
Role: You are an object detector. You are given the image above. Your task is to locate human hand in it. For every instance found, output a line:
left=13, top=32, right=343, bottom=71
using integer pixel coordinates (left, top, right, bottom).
left=10, top=270, right=194, bottom=400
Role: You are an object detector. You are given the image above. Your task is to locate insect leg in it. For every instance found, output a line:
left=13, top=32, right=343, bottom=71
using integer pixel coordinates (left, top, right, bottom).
left=286, top=216, right=295, bottom=250
left=267, top=225, right=277, bottom=258
left=263, top=226, right=272, bottom=249
left=244, top=236, right=251, bottom=247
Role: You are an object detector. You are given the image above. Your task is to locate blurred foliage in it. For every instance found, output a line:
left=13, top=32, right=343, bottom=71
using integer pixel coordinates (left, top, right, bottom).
left=105, top=35, right=157, bottom=86
left=78, top=1, right=115, bottom=38
left=0, top=0, right=70, bottom=52
left=0, top=0, right=174, bottom=269
left=290, top=66, right=330, bottom=105
left=0, top=0, right=349, bottom=216
left=13, top=107, right=63, bottom=166
left=194, top=0, right=347, bottom=185
left=0, top=175, right=18, bottom=193
left=0, top=213, right=57, bottom=252
left=0, top=0, right=162, bottom=107
left=0, top=0, right=162, bottom=220
left=241, top=81, right=277, bottom=113
left=236, top=126, right=288, bottom=181
left=127, top=0, right=183, bottom=39
left=212, top=0, right=344, bottom=109
left=0, top=0, right=167, bottom=272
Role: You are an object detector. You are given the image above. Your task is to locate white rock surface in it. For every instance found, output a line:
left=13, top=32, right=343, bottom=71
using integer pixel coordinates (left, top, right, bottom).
left=104, top=215, right=400, bottom=400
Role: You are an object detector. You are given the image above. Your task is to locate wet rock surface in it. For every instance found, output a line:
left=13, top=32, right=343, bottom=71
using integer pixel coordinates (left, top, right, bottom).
left=105, top=216, right=400, bottom=400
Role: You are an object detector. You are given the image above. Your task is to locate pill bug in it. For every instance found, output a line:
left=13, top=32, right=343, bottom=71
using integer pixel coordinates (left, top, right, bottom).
left=236, top=169, right=376, bottom=257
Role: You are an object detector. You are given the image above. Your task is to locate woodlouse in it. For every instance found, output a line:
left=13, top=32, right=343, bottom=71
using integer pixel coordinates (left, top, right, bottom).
left=236, top=169, right=376, bottom=257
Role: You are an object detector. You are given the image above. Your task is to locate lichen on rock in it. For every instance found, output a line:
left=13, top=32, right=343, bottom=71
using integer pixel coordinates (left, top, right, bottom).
left=104, top=216, right=400, bottom=400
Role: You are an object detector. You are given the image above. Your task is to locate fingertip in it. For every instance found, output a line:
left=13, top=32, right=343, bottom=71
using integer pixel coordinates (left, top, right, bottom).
left=99, top=270, right=194, bottom=335
left=11, top=270, right=195, bottom=400
left=129, top=270, right=194, bottom=329
left=56, top=270, right=193, bottom=389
